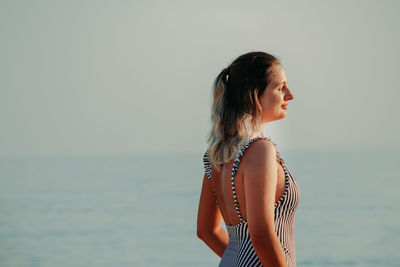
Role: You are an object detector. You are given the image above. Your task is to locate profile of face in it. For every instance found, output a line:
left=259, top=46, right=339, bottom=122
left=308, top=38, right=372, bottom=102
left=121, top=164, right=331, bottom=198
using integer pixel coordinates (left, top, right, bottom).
left=258, top=64, right=294, bottom=123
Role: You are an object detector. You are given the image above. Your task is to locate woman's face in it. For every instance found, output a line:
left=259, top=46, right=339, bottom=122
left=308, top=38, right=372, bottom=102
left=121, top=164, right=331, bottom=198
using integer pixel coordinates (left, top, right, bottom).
left=258, top=64, right=294, bottom=123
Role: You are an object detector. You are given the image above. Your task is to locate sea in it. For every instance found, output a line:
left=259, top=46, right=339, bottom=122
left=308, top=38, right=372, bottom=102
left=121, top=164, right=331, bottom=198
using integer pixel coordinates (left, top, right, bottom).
left=0, top=147, right=399, bottom=267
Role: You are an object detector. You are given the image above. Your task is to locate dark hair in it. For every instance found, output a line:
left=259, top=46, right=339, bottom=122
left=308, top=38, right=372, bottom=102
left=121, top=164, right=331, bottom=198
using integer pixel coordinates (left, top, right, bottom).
left=206, top=51, right=280, bottom=171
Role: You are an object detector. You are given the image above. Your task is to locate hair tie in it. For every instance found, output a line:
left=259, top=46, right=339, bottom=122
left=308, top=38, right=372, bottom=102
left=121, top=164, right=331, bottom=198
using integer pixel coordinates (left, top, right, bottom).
left=221, top=67, right=230, bottom=83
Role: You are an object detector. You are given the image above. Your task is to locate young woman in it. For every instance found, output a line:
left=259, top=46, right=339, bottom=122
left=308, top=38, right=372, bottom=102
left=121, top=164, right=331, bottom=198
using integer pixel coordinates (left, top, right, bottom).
left=197, top=51, right=300, bottom=267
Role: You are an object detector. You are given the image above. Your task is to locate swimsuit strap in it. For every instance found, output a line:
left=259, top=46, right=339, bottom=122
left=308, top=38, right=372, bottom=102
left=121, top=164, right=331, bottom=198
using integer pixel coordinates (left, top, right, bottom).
left=203, top=136, right=284, bottom=210
left=203, top=151, right=219, bottom=205
left=231, top=136, right=281, bottom=221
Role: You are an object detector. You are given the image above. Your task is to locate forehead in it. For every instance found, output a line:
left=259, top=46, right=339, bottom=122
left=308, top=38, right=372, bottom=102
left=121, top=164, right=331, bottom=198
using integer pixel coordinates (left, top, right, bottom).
left=268, top=64, right=287, bottom=86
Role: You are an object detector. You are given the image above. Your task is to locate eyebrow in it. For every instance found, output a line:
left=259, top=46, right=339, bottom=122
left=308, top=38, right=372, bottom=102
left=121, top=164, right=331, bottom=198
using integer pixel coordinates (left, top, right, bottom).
left=274, top=81, right=286, bottom=87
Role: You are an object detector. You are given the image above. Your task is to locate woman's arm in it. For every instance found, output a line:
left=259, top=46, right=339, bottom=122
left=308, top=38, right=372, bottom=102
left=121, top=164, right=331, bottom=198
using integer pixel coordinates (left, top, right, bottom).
left=244, top=140, right=288, bottom=267
left=196, top=174, right=229, bottom=258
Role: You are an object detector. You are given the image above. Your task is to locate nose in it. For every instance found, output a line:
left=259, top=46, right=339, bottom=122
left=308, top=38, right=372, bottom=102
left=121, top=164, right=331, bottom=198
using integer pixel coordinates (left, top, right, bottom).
left=285, top=87, right=294, bottom=101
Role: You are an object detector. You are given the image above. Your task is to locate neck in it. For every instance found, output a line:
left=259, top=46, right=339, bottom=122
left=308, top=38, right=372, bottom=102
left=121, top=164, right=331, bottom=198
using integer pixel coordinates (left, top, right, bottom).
left=251, top=123, right=267, bottom=139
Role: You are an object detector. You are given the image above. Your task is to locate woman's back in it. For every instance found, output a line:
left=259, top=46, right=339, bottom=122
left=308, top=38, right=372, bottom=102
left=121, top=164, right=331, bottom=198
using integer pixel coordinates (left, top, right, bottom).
left=203, top=136, right=301, bottom=266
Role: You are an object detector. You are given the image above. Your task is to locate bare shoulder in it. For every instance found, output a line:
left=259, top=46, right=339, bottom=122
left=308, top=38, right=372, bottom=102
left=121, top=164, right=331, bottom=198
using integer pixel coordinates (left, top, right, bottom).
left=241, top=138, right=277, bottom=171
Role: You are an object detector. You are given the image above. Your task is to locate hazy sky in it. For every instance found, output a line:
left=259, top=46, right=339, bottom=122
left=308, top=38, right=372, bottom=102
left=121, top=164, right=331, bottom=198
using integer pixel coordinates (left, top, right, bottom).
left=1, top=0, right=399, bottom=157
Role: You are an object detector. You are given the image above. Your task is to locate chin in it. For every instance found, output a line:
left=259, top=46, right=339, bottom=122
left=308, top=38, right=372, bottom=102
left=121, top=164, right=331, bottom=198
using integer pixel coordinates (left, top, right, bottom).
left=277, top=112, right=286, bottom=120
left=271, top=115, right=285, bottom=122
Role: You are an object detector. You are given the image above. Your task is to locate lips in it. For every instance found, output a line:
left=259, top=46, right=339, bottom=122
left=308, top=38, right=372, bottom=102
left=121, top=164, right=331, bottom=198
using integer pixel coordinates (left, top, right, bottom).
left=281, top=104, right=288, bottom=109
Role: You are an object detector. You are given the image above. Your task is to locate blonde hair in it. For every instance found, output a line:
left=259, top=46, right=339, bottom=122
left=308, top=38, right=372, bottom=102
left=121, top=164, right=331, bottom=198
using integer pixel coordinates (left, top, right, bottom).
left=206, top=51, right=280, bottom=172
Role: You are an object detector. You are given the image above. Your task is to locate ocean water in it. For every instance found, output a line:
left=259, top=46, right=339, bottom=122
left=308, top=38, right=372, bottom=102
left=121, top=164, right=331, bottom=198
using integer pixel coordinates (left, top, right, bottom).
left=0, top=148, right=399, bottom=267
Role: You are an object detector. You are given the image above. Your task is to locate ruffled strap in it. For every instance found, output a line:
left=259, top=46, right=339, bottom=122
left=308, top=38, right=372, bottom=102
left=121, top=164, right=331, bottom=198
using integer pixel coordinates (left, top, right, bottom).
left=203, top=151, right=212, bottom=180
left=203, top=151, right=218, bottom=205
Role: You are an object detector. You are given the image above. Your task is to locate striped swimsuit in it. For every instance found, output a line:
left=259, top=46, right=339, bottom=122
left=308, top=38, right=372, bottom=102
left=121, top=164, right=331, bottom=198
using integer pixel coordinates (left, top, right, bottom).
left=203, top=136, right=301, bottom=267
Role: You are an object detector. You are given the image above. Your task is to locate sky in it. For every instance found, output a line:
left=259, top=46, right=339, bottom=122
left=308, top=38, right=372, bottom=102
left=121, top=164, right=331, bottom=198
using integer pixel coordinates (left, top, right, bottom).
left=0, top=0, right=399, bottom=157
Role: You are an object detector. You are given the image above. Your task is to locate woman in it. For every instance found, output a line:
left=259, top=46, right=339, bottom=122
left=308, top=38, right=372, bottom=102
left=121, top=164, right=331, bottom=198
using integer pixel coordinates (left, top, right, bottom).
left=196, top=51, right=300, bottom=267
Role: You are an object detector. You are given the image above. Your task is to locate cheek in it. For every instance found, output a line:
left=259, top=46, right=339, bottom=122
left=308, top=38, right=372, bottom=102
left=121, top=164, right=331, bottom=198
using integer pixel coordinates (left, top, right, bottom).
left=260, top=98, right=272, bottom=110
left=259, top=92, right=280, bottom=110
left=275, top=93, right=284, bottom=103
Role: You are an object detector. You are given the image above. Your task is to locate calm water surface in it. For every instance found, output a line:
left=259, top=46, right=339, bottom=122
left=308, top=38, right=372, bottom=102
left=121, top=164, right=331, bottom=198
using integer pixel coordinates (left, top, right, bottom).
left=0, top=148, right=399, bottom=266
